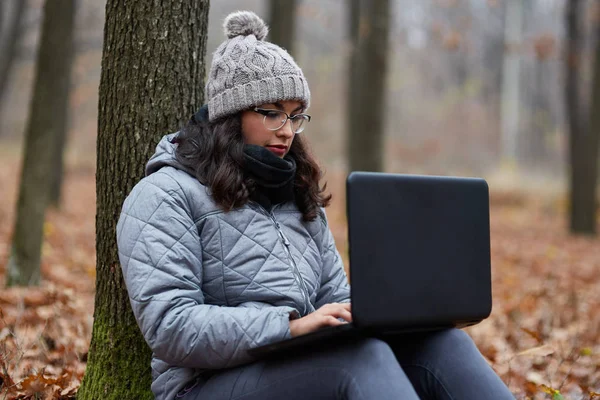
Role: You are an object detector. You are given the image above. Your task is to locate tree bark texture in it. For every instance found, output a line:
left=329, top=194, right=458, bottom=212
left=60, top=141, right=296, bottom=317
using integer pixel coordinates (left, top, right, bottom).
left=0, top=0, right=26, bottom=135
left=268, top=0, right=297, bottom=56
left=77, top=1, right=209, bottom=399
left=348, top=0, right=390, bottom=172
left=6, top=0, right=76, bottom=287
left=566, top=0, right=598, bottom=235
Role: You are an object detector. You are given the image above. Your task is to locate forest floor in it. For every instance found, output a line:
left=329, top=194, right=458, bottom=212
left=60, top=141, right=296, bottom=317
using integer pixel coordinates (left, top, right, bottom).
left=0, top=153, right=598, bottom=400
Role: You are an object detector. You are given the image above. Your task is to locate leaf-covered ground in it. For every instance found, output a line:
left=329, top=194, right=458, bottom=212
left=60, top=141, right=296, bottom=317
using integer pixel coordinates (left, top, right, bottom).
left=0, top=157, right=598, bottom=399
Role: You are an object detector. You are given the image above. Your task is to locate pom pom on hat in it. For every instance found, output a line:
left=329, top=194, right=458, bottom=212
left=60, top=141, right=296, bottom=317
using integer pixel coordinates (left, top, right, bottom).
left=223, top=11, right=268, bottom=40
left=207, top=10, right=310, bottom=121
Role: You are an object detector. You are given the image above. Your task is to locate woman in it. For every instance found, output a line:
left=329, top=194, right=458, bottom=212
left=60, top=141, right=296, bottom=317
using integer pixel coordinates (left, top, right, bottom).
left=116, top=11, right=515, bottom=400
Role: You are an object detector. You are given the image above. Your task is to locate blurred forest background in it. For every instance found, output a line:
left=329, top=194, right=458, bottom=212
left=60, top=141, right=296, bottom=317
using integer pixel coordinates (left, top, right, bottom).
left=0, top=0, right=599, bottom=399
left=0, top=0, right=589, bottom=177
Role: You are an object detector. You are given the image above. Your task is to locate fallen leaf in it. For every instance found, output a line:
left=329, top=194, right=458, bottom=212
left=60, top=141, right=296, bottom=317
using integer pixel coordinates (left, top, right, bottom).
left=516, top=344, right=555, bottom=357
left=0, top=369, right=15, bottom=390
left=579, top=347, right=592, bottom=356
left=521, top=327, right=543, bottom=343
left=526, top=371, right=546, bottom=385
left=539, top=384, right=567, bottom=400
left=23, top=290, right=54, bottom=307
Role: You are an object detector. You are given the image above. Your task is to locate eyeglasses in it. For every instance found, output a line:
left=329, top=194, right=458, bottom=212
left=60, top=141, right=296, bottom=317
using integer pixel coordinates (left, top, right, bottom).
left=253, top=108, right=311, bottom=134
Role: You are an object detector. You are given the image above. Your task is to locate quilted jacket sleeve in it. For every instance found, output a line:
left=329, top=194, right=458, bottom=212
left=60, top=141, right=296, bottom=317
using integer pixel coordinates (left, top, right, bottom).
left=314, top=211, right=351, bottom=308
left=116, top=173, right=297, bottom=369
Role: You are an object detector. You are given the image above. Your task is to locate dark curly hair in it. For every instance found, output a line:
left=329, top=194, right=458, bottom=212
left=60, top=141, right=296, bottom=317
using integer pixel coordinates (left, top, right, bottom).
left=171, top=112, right=331, bottom=221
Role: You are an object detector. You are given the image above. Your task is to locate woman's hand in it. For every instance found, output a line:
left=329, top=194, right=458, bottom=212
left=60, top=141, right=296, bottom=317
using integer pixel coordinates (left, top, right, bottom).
left=289, top=302, right=352, bottom=337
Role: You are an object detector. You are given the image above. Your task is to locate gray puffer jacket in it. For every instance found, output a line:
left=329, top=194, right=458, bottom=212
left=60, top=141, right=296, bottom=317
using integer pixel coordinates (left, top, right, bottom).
left=116, top=134, right=350, bottom=400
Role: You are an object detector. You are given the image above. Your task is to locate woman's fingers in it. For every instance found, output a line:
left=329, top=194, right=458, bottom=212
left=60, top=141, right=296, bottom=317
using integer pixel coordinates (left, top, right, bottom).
left=339, top=309, right=353, bottom=322
left=290, top=302, right=354, bottom=334
left=333, top=302, right=351, bottom=310
left=329, top=308, right=352, bottom=323
left=323, top=315, right=346, bottom=326
left=291, top=303, right=354, bottom=336
left=318, top=303, right=353, bottom=323
left=319, top=302, right=351, bottom=313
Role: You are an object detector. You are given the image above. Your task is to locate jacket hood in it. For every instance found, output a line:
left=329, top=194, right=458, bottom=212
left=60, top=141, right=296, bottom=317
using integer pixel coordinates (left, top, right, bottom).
left=145, top=105, right=209, bottom=177
left=145, top=133, right=196, bottom=177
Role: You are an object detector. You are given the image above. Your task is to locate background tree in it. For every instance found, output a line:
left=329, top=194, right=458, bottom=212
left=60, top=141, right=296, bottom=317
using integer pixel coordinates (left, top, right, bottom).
left=48, top=0, right=76, bottom=208
left=6, top=0, right=76, bottom=287
left=500, top=0, right=524, bottom=167
left=479, top=2, right=506, bottom=107
left=587, top=16, right=600, bottom=234
left=347, top=0, right=390, bottom=172
left=346, top=0, right=359, bottom=170
left=0, top=0, right=27, bottom=135
left=77, top=1, right=210, bottom=398
left=520, top=33, right=554, bottom=169
left=268, top=0, right=297, bottom=55
left=565, top=0, right=599, bottom=235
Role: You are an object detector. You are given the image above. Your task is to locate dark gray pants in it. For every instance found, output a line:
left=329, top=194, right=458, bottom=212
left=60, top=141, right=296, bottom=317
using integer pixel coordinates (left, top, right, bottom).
left=177, top=328, right=515, bottom=400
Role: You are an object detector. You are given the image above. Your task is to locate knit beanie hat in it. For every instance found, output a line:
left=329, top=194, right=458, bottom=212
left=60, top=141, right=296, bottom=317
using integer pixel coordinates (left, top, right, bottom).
left=206, top=11, right=311, bottom=122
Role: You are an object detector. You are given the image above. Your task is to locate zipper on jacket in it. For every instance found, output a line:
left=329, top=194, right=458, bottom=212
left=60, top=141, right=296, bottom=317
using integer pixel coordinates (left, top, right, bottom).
left=252, top=202, right=314, bottom=316
left=270, top=211, right=315, bottom=316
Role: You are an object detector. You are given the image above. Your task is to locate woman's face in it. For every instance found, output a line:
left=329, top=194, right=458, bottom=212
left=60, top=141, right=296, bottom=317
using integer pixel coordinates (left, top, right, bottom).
left=241, top=100, right=304, bottom=158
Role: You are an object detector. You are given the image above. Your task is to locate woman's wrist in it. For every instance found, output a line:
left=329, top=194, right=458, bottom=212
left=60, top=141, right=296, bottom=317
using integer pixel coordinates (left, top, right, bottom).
left=289, top=318, right=301, bottom=337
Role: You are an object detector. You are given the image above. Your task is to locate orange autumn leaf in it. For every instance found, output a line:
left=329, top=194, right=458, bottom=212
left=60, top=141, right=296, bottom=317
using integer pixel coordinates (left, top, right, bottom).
left=520, top=327, right=543, bottom=343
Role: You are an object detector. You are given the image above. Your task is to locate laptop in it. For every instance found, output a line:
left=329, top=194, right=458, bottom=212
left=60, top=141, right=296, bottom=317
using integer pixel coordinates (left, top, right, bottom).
left=247, top=172, right=492, bottom=358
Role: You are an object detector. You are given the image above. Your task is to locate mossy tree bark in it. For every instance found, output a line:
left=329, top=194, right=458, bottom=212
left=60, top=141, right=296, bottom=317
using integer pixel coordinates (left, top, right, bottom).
left=77, top=1, right=209, bottom=399
left=6, top=0, right=76, bottom=287
left=347, top=0, right=390, bottom=173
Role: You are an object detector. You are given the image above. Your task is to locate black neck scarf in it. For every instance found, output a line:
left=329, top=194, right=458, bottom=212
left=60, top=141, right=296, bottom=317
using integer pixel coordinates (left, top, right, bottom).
left=243, top=144, right=296, bottom=210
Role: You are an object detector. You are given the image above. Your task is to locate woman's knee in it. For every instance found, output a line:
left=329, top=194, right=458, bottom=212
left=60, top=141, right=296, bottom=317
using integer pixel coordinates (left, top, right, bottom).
left=339, top=338, right=399, bottom=370
left=415, top=328, right=486, bottom=370
left=353, top=338, right=396, bottom=357
left=428, top=328, right=478, bottom=354
left=342, top=338, right=423, bottom=398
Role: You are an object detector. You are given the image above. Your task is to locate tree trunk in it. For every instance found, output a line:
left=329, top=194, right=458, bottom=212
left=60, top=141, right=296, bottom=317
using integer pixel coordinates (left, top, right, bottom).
left=500, top=0, right=523, bottom=167
left=481, top=2, right=506, bottom=105
left=268, top=0, right=297, bottom=55
left=348, top=0, right=390, bottom=172
left=48, top=114, right=68, bottom=208
left=566, top=0, right=582, bottom=230
left=77, top=1, right=209, bottom=399
left=586, top=22, right=600, bottom=233
left=48, top=0, right=76, bottom=208
left=346, top=0, right=359, bottom=164
left=520, top=57, right=550, bottom=169
left=0, top=0, right=26, bottom=131
left=6, top=0, right=76, bottom=287
left=567, top=0, right=599, bottom=235
left=445, top=1, right=469, bottom=88
left=565, top=0, right=596, bottom=235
